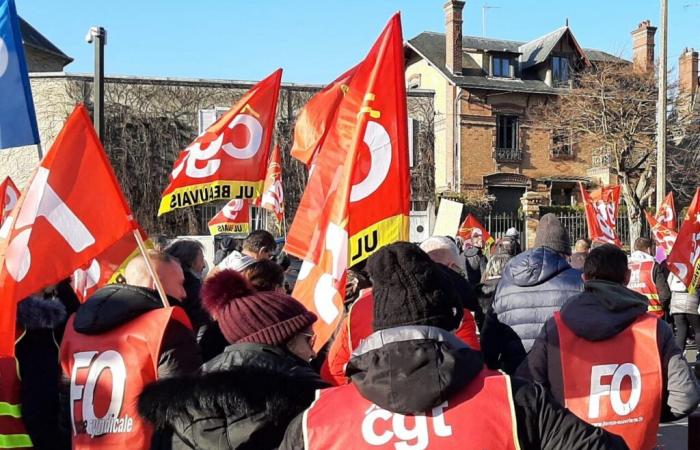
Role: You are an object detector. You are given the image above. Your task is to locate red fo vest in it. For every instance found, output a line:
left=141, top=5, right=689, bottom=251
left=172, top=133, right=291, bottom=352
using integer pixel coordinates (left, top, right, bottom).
left=554, top=312, right=662, bottom=450
left=0, top=331, right=33, bottom=449
left=627, top=260, right=663, bottom=316
left=60, top=307, right=190, bottom=450
left=304, top=369, right=519, bottom=450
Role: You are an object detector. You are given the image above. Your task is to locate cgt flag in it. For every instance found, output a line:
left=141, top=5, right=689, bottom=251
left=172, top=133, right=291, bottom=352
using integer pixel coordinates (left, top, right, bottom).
left=260, top=144, right=285, bottom=228
left=159, top=69, right=282, bottom=215
left=208, top=199, right=251, bottom=236
left=655, top=192, right=677, bottom=232
left=644, top=210, right=677, bottom=257
left=0, top=176, right=19, bottom=225
left=457, top=214, right=494, bottom=250
left=285, top=13, right=409, bottom=349
left=0, top=0, right=40, bottom=150
left=667, top=188, right=700, bottom=293
left=71, top=228, right=152, bottom=302
left=0, top=105, right=137, bottom=356
left=580, top=183, right=621, bottom=247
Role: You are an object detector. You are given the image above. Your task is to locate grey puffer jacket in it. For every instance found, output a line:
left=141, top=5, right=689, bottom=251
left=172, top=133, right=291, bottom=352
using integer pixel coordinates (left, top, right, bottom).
left=519, top=279, right=700, bottom=423
left=669, top=273, right=700, bottom=315
left=481, top=247, right=582, bottom=373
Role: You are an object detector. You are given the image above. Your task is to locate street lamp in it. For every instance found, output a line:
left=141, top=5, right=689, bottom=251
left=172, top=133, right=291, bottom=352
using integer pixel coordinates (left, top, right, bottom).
left=85, top=26, right=106, bottom=141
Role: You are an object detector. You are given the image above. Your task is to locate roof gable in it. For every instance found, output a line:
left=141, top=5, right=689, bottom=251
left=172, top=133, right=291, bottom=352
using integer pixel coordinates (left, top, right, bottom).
left=518, top=27, right=590, bottom=70
left=19, top=17, right=73, bottom=65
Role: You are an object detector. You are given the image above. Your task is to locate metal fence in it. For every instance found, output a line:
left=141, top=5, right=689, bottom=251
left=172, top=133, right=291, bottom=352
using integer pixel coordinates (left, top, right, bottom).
left=549, top=212, right=651, bottom=248
left=474, top=212, right=525, bottom=244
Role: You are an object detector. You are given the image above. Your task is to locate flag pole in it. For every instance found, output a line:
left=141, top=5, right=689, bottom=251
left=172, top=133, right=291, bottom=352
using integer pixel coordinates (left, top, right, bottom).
left=132, top=229, right=170, bottom=307
left=36, top=143, right=43, bottom=160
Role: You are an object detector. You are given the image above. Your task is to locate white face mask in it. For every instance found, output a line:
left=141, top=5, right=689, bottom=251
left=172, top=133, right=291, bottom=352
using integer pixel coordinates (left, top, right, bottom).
left=199, top=260, right=210, bottom=280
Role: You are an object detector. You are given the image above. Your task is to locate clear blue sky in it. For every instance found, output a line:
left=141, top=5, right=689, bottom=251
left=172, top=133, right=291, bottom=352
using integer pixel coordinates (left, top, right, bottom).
left=18, top=0, right=700, bottom=84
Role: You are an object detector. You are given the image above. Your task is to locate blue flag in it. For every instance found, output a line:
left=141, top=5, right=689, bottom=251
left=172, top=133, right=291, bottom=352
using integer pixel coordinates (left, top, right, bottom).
left=0, top=0, right=39, bottom=150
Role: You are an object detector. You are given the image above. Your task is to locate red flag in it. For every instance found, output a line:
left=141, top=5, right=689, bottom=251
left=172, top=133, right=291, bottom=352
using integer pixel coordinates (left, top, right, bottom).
left=644, top=210, right=677, bottom=257
left=71, top=228, right=151, bottom=302
left=159, top=69, right=282, bottom=215
left=655, top=192, right=677, bottom=232
left=285, top=14, right=408, bottom=349
left=0, top=105, right=137, bottom=355
left=207, top=199, right=251, bottom=236
left=667, top=188, right=700, bottom=293
left=0, top=177, right=20, bottom=225
left=260, top=144, right=285, bottom=227
left=457, top=214, right=495, bottom=249
left=580, top=183, right=621, bottom=247
left=290, top=65, right=359, bottom=167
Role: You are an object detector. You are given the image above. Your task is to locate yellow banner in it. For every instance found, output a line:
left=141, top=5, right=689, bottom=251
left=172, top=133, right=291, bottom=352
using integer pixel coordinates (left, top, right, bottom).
left=158, top=180, right=263, bottom=216
left=208, top=223, right=251, bottom=236
left=349, top=214, right=410, bottom=267
left=689, top=258, right=700, bottom=295
left=108, top=238, right=154, bottom=284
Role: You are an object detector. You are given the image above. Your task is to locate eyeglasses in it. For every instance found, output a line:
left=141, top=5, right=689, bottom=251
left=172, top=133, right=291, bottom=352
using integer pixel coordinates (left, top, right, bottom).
left=300, top=332, right=316, bottom=347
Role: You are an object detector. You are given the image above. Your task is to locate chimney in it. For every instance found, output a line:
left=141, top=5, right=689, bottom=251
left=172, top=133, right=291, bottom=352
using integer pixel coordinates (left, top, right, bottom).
left=679, top=48, right=699, bottom=98
left=444, top=0, right=465, bottom=75
left=631, top=20, right=657, bottom=73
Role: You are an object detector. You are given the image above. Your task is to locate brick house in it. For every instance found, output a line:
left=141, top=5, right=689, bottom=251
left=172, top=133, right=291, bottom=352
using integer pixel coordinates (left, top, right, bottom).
left=403, top=1, right=656, bottom=213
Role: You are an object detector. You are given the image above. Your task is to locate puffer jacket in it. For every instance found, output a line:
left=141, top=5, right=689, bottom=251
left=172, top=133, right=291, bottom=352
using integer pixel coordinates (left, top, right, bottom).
left=669, top=273, right=700, bottom=315
left=481, top=247, right=582, bottom=373
left=138, top=343, right=328, bottom=450
left=280, top=326, right=627, bottom=450
left=519, top=279, right=700, bottom=422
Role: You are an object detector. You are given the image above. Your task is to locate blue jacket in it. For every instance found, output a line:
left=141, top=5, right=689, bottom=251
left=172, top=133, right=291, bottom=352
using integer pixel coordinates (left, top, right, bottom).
left=481, top=247, right=582, bottom=373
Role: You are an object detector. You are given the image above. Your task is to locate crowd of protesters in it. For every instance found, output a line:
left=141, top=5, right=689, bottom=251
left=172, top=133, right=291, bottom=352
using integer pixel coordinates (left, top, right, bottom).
left=5, top=216, right=700, bottom=450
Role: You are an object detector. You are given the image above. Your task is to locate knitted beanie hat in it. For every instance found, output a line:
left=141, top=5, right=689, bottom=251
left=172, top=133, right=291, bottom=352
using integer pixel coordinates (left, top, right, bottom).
left=202, top=269, right=317, bottom=345
left=534, top=213, right=572, bottom=256
left=367, top=242, right=463, bottom=332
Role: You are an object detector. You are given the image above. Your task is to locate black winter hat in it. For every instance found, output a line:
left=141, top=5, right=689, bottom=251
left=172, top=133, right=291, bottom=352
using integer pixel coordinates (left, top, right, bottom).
left=367, top=242, right=464, bottom=332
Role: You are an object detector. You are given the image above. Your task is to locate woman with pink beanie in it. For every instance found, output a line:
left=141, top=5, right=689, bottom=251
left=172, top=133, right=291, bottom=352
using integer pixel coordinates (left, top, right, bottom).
left=138, top=269, right=327, bottom=450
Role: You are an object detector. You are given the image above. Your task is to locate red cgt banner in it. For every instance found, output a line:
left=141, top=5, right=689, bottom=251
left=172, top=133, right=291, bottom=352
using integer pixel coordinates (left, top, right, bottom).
left=207, top=199, right=251, bottom=236
left=580, top=183, right=621, bottom=247
left=655, top=192, right=677, bottom=232
left=159, top=69, right=282, bottom=215
left=260, top=144, right=285, bottom=228
left=644, top=210, right=677, bottom=257
left=457, top=214, right=494, bottom=249
left=667, top=188, right=700, bottom=293
left=285, top=13, right=409, bottom=350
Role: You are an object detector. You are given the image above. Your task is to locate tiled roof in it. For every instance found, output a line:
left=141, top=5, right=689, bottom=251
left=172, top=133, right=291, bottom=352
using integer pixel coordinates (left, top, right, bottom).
left=19, top=17, right=73, bottom=65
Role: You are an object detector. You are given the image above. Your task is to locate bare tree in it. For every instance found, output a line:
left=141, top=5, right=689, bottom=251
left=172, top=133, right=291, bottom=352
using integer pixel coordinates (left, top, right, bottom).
left=535, top=63, right=657, bottom=244
left=668, top=92, right=700, bottom=206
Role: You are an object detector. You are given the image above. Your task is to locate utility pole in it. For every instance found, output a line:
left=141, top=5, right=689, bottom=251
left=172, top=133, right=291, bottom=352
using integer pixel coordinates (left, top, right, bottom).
left=482, top=2, right=500, bottom=37
left=85, top=27, right=106, bottom=140
left=656, top=0, right=668, bottom=209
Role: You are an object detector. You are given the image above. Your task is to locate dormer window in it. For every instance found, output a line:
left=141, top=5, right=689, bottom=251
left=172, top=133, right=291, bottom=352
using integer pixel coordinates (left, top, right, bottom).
left=490, top=55, right=513, bottom=78
left=552, top=56, right=570, bottom=83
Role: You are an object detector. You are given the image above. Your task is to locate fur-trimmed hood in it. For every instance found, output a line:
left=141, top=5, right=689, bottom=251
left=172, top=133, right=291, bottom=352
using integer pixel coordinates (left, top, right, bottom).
left=138, top=366, right=324, bottom=449
left=17, top=296, right=67, bottom=330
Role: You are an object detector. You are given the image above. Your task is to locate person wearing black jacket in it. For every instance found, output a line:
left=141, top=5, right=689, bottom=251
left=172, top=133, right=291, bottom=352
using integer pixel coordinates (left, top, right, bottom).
left=138, top=269, right=327, bottom=450
left=280, top=243, right=627, bottom=450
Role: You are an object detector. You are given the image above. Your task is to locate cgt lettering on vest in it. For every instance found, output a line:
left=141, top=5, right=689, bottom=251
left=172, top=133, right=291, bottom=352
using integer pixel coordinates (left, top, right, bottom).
left=167, top=184, right=257, bottom=210
left=361, top=402, right=452, bottom=450
left=588, top=363, right=643, bottom=427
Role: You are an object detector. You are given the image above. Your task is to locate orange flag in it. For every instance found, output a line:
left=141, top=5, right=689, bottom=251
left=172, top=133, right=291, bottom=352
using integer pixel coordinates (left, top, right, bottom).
left=260, top=144, right=285, bottom=228
left=285, top=13, right=408, bottom=349
left=667, top=188, right=700, bottom=293
left=0, top=176, right=20, bottom=226
left=655, top=192, right=677, bottom=232
left=580, top=183, right=621, bottom=247
left=0, top=105, right=137, bottom=355
left=207, top=199, right=251, bottom=236
left=290, top=65, right=359, bottom=167
left=457, top=214, right=495, bottom=249
left=644, top=210, right=677, bottom=257
left=159, top=69, right=282, bottom=215
left=71, top=228, right=151, bottom=302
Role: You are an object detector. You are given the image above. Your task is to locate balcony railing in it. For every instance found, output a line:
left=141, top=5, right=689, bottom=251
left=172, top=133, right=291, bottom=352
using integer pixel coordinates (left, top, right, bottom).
left=592, top=153, right=612, bottom=167
left=493, top=147, right=523, bottom=163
